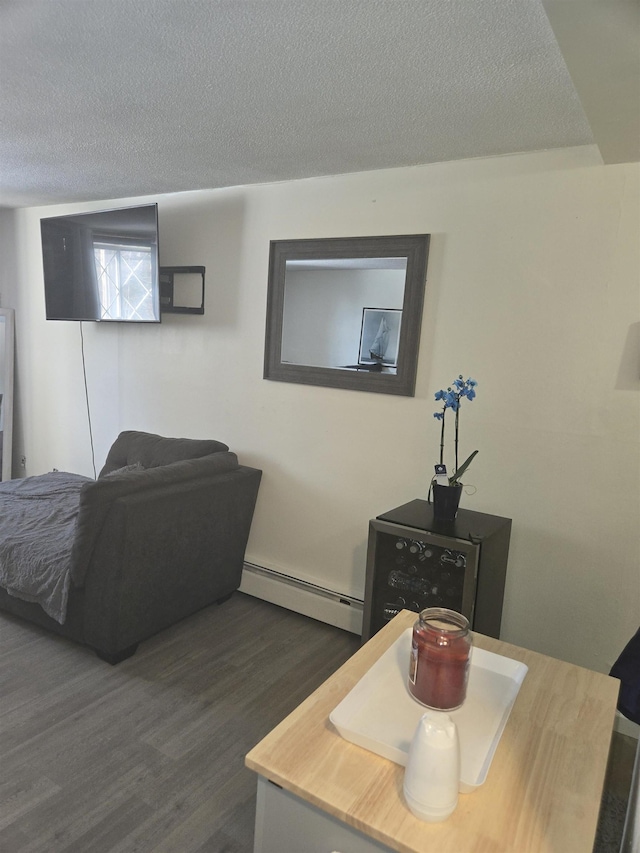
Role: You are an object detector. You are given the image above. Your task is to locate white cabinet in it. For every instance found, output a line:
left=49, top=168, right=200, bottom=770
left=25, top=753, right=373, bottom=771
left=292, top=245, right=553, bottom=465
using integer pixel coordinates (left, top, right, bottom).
left=253, top=777, right=393, bottom=853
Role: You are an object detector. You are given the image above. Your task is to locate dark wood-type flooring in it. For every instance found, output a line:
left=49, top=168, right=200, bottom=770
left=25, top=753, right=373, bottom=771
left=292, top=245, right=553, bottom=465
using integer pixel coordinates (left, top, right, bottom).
left=0, top=592, right=636, bottom=852
left=0, top=592, right=359, bottom=852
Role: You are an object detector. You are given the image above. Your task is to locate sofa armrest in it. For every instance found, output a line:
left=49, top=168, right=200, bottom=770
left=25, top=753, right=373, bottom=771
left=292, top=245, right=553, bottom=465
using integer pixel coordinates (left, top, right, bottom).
left=79, top=465, right=261, bottom=657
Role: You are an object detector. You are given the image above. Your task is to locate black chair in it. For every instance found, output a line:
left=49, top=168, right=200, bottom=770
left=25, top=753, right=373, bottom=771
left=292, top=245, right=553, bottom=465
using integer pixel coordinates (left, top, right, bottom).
left=610, top=629, right=640, bottom=852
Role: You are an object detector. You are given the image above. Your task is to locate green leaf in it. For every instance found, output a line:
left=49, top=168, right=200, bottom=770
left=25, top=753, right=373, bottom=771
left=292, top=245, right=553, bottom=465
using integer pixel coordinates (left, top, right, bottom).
left=449, top=450, right=478, bottom=485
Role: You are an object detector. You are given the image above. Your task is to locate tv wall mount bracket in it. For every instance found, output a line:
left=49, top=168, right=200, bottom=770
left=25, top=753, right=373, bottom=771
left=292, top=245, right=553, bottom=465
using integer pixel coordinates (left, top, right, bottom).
left=159, top=266, right=205, bottom=315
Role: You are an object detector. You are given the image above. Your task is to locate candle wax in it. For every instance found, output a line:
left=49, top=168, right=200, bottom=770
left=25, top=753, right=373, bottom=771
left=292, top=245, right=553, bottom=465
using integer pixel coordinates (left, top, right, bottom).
left=409, top=625, right=471, bottom=710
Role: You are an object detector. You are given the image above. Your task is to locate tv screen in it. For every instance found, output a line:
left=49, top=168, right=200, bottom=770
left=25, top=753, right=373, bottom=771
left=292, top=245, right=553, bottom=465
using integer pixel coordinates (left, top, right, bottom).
left=41, top=203, right=161, bottom=322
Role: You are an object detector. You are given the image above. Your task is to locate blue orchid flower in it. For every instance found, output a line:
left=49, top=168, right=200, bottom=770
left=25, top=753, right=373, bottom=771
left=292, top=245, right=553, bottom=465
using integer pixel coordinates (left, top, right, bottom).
left=432, top=374, right=479, bottom=485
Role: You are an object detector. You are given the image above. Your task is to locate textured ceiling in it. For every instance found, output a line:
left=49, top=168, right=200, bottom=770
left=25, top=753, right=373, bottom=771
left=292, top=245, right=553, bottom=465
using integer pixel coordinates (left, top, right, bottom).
left=0, top=0, right=634, bottom=208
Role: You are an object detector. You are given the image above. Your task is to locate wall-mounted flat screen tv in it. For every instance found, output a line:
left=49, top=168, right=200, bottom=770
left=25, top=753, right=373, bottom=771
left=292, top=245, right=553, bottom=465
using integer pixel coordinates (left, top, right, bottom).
left=41, top=203, right=161, bottom=322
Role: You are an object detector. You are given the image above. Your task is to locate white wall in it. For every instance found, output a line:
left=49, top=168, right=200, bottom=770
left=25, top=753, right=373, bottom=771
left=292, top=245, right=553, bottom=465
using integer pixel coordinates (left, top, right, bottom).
left=8, top=145, right=640, bottom=676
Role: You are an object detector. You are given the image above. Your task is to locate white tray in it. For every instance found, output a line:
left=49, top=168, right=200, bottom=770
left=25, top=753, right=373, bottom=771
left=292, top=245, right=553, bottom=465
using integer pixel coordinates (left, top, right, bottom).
left=330, top=628, right=527, bottom=792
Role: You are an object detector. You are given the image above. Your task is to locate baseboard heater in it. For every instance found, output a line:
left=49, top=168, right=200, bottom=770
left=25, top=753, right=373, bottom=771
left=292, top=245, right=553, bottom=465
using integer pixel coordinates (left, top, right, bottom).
left=239, top=562, right=363, bottom=635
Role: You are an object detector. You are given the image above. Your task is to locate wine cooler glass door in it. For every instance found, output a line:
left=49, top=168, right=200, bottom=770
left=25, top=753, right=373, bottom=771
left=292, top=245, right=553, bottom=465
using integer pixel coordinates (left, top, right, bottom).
left=362, top=519, right=480, bottom=641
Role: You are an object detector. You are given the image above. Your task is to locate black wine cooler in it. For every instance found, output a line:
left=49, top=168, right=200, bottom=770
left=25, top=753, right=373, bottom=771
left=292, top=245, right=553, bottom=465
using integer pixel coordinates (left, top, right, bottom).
left=362, top=500, right=511, bottom=642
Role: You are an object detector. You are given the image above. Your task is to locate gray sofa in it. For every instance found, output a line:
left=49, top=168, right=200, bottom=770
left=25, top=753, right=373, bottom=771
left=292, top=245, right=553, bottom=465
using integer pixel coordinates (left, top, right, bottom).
left=0, top=431, right=262, bottom=663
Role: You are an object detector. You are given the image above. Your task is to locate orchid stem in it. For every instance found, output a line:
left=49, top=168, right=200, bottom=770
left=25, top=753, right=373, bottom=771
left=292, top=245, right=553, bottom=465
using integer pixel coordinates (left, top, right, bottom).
left=455, top=403, right=460, bottom=473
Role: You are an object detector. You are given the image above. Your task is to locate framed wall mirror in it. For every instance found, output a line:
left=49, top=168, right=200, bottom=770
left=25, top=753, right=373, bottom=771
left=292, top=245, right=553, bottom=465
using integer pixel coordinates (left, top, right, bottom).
left=263, top=234, right=430, bottom=396
left=0, top=308, right=15, bottom=481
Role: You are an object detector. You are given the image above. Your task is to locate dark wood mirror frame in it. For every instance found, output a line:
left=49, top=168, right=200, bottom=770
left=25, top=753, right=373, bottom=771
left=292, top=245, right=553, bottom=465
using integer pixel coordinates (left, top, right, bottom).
left=0, top=308, right=15, bottom=481
left=263, top=234, right=430, bottom=396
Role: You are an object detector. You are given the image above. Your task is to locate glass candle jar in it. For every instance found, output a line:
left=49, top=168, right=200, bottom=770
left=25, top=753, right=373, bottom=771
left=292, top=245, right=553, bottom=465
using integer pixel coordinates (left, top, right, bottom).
left=408, top=608, right=473, bottom=711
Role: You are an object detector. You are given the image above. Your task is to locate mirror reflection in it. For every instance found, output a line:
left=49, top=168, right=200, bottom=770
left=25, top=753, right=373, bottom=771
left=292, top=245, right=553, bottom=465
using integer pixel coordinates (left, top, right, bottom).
left=264, top=235, right=430, bottom=396
left=281, top=258, right=406, bottom=372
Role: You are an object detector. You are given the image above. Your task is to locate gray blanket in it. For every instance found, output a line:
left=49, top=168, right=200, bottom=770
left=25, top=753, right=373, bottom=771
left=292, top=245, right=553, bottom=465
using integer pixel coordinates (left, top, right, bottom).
left=0, top=471, right=92, bottom=624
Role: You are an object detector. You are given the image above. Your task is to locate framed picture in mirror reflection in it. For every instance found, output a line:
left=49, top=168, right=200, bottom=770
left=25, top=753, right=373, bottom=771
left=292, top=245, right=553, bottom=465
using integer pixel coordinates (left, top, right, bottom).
left=358, top=308, right=401, bottom=368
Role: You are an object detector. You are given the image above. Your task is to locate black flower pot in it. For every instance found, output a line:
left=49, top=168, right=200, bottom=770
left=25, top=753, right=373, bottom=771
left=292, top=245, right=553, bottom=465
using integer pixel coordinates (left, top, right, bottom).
left=432, top=483, right=463, bottom=521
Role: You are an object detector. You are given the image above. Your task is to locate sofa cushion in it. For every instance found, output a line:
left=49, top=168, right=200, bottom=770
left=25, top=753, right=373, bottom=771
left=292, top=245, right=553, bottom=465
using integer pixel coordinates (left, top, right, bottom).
left=98, top=431, right=229, bottom=477
left=71, top=451, right=239, bottom=586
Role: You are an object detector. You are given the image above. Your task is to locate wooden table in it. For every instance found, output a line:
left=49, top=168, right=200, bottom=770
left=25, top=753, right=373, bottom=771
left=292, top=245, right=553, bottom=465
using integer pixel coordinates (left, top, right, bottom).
left=246, top=610, right=619, bottom=853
